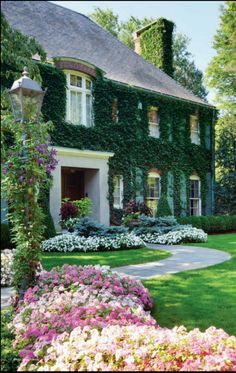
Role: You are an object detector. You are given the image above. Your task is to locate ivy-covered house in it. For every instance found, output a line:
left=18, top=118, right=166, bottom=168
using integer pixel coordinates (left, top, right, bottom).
left=2, top=1, right=215, bottom=229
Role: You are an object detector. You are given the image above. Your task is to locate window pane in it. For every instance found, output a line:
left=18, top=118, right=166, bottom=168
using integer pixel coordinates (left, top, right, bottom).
left=86, top=79, right=92, bottom=90
left=113, top=175, right=123, bottom=208
left=190, top=199, right=199, bottom=216
left=149, top=123, right=160, bottom=138
left=112, top=99, right=118, bottom=122
left=147, top=176, right=160, bottom=199
left=70, top=91, right=82, bottom=124
left=190, top=180, right=200, bottom=198
left=86, top=94, right=92, bottom=127
left=70, top=75, right=82, bottom=88
left=148, top=106, right=159, bottom=124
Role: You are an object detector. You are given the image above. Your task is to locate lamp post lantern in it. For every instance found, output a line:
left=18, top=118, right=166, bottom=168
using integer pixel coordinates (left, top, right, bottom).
left=8, top=66, right=46, bottom=123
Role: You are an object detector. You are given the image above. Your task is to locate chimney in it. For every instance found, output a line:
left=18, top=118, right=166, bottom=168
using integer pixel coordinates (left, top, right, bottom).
left=133, top=18, right=174, bottom=77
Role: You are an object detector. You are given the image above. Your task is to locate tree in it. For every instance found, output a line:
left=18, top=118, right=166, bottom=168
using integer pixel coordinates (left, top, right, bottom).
left=205, top=1, right=236, bottom=111
left=206, top=2, right=236, bottom=214
left=173, top=32, right=208, bottom=99
left=88, top=7, right=120, bottom=37
left=156, top=194, right=173, bottom=217
left=87, top=7, right=207, bottom=99
left=214, top=114, right=236, bottom=215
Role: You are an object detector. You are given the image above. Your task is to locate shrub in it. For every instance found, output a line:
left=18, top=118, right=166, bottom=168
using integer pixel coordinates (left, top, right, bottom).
left=156, top=193, right=172, bottom=217
left=1, top=223, right=14, bottom=250
left=177, top=215, right=236, bottom=233
left=41, top=233, right=144, bottom=252
left=75, top=217, right=128, bottom=237
left=140, top=227, right=208, bottom=245
left=39, top=190, right=56, bottom=239
left=123, top=200, right=152, bottom=216
left=1, top=307, right=20, bottom=372
left=59, top=200, right=78, bottom=221
left=110, top=208, right=123, bottom=225
left=74, top=197, right=92, bottom=218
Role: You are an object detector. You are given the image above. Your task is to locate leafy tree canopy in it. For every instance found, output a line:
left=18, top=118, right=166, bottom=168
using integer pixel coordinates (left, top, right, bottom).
left=88, top=7, right=120, bottom=37
left=205, top=1, right=236, bottom=110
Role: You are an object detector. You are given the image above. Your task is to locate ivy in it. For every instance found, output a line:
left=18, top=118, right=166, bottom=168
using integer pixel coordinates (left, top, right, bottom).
left=2, top=63, right=214, bottom=219
left=139, top=18, right=174, bottom=77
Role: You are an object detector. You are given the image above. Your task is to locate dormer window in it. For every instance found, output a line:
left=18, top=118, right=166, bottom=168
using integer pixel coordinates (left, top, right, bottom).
left=148, top=106, right=160, bottom=138
left=190, top=114, right=200, bottom=145
left=112, top=98, right=119, bottom=123
left=66, top=72, right=93, bottom=127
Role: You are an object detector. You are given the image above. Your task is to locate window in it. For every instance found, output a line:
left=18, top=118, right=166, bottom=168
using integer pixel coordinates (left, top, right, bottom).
left=148, top=106, right=160, bottom=138
left=112, top=98, right=119, bottom=123
left=189, top=175, right=201, bottom=216
left=66, top=72, right=93, bottom=127
left=113, top=175, right=123, bottom=209
left=190, top=115, right=200, bottom=145
left=146, top=172, right=161, bottom=217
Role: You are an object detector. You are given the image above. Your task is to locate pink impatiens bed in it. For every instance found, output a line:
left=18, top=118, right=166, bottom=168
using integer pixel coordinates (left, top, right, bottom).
left=11, top=264, right=236, bottom=371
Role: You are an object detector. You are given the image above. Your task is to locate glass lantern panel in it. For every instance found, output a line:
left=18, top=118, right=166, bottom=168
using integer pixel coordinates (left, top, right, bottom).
left=22, top=93, right=42, bottom=121
left=9, top=92, right=22, bottom=121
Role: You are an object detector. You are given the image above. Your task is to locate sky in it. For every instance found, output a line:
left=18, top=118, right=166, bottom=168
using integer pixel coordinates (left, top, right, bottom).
left=50, top=1, right=224, bottom=103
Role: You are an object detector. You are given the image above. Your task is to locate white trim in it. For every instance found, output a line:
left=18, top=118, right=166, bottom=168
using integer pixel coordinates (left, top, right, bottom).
left=51, top=146, right=114, bottom=160
left=113, top=175, right=124, bottom=209
left=190, top=175, right=200, bottom=180
left=189, top=176, right=201, bottom=216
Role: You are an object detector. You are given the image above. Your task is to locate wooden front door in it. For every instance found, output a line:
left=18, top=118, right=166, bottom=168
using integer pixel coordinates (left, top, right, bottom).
left=62, top=167, right=85, bottom=201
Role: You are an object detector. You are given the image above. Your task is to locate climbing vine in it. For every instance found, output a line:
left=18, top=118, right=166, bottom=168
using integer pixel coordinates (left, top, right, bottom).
left=2, top=63, right=214, bottom=219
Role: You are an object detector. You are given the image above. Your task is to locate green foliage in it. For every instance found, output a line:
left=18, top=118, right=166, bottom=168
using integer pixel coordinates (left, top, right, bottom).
left=140, top=18, right=174, bottom=77
left=1, top=115, right=57, bottom=293
left=1, top=11, right=46, bottom=109
left=205, top=1, right=236, bottom=110
left=110, top=208, right=123, bottom=226
left=38, top=189, right=56, bottom=239
left=88, top=7, right=120, bottom=37
left=74, top=197, right=93, bottom=218
left=173, top=32, right=208, bottom=100
left=177, top=215, right=236, bottom=233
left=214, top=114, right=236, bottom=215
left=119, top=16, right=154, bottom=49
left=156, top=193, right=173, bottom=217
left=38, top=62, right=67, bottom=123
left=1, top=223, right=14, bottom=250
left=1, top=307, right=20, bottom=371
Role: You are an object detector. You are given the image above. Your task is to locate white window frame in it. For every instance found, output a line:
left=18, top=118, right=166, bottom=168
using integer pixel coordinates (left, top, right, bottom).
left=189, top=175, right=201, bottom=216
left=190, top=115, right=200, bottom=145
left=146, top=172, right=161, bottom=217
left=65, top=70, right=93, bottom=127
left=113, top=175, right=124, bottom=209
left=148, top=106, right=160, bottom=138
left=112, top=98, right=119, bottom=123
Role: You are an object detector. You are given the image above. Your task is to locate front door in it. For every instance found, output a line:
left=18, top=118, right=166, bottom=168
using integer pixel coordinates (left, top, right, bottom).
left=61, top=167, right=85, bottom=201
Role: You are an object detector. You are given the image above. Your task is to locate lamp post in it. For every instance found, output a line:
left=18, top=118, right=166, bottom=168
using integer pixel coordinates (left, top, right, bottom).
left=8, top=67, right=47, bottom=299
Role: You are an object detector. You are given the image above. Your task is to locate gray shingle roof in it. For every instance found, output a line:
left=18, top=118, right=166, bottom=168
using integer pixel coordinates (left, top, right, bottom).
left=2, top=0, right=213, bottom=107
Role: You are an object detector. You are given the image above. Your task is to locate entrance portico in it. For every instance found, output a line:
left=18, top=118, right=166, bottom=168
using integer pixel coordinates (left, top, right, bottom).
left=49, top=147, right=114, bottom=230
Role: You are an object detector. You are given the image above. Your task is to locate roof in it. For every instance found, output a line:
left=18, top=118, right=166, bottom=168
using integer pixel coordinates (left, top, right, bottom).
left=1, top=0, right=213, bottom=107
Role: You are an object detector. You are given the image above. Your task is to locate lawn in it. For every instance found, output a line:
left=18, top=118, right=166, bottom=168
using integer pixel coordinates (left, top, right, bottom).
left=143, top=233, right=236, bottom=336
left=42, top=247, right=170, bottom=271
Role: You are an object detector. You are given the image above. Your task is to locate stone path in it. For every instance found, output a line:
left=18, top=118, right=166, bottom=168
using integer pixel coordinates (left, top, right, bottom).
left=113, top=243, right=231, bottom=279
left=1, top=244, right=231, bottom=309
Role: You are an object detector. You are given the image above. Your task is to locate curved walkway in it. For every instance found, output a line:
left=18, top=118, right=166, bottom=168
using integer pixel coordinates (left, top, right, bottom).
left=1, top=244, right=231, bottom=309
left=113, top=243, right=231, bottom=279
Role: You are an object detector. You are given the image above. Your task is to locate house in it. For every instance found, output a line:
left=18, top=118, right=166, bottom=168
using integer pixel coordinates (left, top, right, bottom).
left=1, top=1, right=215, bottom=230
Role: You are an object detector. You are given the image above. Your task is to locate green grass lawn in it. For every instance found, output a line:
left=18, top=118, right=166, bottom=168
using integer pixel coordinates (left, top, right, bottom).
left=42, top=247, right=170, bottom=271
left=143, top=233, right=236, bottom=336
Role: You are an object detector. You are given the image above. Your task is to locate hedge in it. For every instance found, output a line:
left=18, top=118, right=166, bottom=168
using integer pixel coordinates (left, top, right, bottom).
left=177, top=215, right=236, bottom=233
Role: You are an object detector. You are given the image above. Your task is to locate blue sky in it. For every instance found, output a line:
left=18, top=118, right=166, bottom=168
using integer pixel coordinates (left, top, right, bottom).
left=50, top=1, right=224, bottom=102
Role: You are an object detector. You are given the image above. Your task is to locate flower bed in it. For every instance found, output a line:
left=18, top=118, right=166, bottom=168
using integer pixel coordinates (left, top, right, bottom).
left=1, top=249, right=14, bottom=287
left=140, top=227, right=208, bottom=245
left=10, top=264, right=236, bottom=371
left=41, top=233, right=145, bottom=252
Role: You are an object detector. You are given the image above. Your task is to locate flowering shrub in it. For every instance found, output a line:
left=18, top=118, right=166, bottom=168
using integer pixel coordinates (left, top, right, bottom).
left=10, top=264, right=236, bottom=371
left=1, top=249, right=14, bottom=287
left=41, top=233, right=145, bottom=252
left=22, top=325, right=236, bottom=372
left=140, top=227, right=208, bottom=245
left=123, top=200, right=152, bottom=216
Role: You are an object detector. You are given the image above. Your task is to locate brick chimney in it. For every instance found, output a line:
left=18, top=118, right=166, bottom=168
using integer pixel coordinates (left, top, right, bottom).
left=133, top=18, right=174, bottom=77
